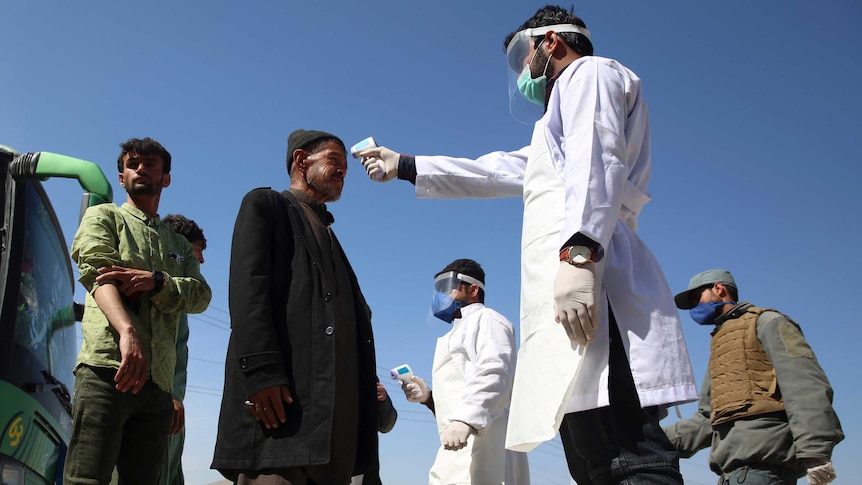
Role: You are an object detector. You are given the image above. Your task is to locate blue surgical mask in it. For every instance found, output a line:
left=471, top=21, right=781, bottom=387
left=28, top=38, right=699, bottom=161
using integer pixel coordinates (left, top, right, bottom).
left=689, top=301, right=735, bottom=326
left=516, top=41, right=552, bottom=106
left=431, top=292, right=462, bottom=324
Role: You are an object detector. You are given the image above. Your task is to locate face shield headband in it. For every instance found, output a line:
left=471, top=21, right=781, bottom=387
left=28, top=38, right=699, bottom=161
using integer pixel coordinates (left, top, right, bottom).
left=433, top=271, right=485, bottom=295
left=505, top=23, right=592, bottom=73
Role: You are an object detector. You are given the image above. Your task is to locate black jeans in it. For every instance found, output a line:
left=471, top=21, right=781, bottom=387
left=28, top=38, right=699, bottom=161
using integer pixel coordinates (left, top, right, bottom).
left=560, top=307, right=683, bottom=485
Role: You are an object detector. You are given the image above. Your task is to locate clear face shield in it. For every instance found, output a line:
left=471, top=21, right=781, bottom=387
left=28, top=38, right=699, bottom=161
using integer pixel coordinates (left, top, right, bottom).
left=505, top=24, right=592, bottom=124
left=429, top=271, right=485, bottom=324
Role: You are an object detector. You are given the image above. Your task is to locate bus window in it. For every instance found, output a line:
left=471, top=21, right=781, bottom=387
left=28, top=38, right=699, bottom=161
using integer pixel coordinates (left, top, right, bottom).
left=13, top=183, right=76, bottom=392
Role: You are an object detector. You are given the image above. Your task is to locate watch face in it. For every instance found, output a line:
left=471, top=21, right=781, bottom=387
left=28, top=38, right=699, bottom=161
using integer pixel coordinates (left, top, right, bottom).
left=570, top=246, right=591, bottom=264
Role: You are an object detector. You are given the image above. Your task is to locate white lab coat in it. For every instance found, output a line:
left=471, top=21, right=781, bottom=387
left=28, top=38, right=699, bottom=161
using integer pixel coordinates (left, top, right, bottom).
left=428, top=303, right=528, bottom=484
left=414, top=56, right=697, bottom=452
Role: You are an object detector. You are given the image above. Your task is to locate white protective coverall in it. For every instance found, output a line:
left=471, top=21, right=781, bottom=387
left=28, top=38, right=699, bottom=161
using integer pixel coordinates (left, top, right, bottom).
left=428, top=303, right=529, bottom=484
left=413, top=56, right=698, bottom=452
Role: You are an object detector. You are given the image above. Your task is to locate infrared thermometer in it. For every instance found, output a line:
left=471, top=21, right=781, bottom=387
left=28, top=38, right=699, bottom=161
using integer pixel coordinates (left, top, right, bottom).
left=389, top=364, right=413, bottom=383
left=350, top=136, right=385, bottom=179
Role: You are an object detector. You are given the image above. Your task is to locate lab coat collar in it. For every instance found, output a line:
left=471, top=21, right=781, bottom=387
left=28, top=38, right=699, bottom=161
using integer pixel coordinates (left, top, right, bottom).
left=456, top=302, right=486, bottom=321
left=544, top=57, right=587, bottom=109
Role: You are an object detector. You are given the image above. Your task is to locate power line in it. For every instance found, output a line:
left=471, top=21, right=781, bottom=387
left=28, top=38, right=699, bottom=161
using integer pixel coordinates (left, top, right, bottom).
left=188, top=313, right=230, bottom=331
left=528, top=466, right=569, bottom=485
left=187, top=384, right=223, bottom=393
left=533, top=445, right=566, bottom=460
left=192, top=310, right=231, bottom=326
left=186, top=388, right=221, bottom=397
left=190, top=356, right=224, bottom=365
left=389, top=408, right=434, bottom=417
left=391, top=417, right=437, bottom=425
left=207, top=304, right=230, bottom=316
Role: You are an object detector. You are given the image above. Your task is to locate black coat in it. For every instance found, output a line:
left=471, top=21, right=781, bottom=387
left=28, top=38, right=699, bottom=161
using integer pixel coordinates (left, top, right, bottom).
left=212, top=188, right=378, bottom=477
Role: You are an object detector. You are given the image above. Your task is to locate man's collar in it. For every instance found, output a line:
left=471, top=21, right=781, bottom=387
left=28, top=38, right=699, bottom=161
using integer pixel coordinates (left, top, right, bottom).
left=714, top=302, right=752, bottom=326
left=120, top=202, right=160, bottom=225
left=289, top=188, right=335, bottom=225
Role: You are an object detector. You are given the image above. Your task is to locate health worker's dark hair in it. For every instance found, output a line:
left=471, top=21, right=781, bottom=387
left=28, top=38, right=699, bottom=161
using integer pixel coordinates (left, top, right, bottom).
left=503, top=5, right=594, bottom=57
left=436, top=258, right=486, bottom=303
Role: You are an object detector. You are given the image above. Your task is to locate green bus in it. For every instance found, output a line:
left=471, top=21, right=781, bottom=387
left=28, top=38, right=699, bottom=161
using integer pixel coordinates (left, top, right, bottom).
left=0, top=145, right=112, bottom=484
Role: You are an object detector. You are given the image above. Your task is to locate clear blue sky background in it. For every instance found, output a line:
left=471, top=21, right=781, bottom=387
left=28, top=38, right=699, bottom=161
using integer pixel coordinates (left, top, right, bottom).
left=3, top=1, right=860, bottom=484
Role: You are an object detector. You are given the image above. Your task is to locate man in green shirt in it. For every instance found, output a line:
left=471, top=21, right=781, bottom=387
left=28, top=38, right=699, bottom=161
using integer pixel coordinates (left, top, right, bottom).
left=64, top=138, right=211, bottom=485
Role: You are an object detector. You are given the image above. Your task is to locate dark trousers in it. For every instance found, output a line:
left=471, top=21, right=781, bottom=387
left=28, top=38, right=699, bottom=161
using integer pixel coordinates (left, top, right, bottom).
left=719, top=466, right=797, bottom=485
left=560, top=307, right=683, bottom=485
left=64, top=365, right=173, bottom=485
left=235, top=469, right=318, bottom=485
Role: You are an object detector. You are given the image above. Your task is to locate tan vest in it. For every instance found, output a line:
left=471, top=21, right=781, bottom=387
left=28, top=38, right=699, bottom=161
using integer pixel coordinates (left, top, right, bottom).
left=708, top=306, right=785, bottom=426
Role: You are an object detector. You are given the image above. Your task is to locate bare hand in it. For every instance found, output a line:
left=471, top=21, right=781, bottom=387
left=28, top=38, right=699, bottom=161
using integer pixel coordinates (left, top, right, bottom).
left=169, top=398, right=185, bottom=435
left=376, top=382, right=388, bottom=402
left=114, top=329, right=147, bottom=393
left=245, top=385, right=293, bottom=429
left=96, top=265, right=160, bottom=296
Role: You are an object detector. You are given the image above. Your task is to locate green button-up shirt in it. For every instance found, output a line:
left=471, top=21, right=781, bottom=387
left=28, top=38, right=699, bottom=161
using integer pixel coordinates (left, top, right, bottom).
left=71, top=202, right=212, bottom=393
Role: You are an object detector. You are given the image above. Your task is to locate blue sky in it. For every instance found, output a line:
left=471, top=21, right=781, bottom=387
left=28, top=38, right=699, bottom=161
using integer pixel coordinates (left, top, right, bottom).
left=3, top=1, right=860, bottom=483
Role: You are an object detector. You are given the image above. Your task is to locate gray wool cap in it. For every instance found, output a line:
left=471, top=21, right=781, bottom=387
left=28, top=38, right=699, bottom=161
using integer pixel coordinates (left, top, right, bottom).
left=286, top=129, right=344, bottom=174
left=673, top=269, right=737, bottom=310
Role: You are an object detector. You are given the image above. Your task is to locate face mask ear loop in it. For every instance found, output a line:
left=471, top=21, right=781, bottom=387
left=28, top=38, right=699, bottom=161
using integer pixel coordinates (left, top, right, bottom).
left=540, top=41, right=553, bottom=78
left=526, top=39, right=545, bottom=80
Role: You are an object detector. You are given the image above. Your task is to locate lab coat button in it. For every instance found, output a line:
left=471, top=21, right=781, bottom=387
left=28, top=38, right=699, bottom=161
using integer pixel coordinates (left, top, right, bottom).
left=325, top=326, right=334, bottom=336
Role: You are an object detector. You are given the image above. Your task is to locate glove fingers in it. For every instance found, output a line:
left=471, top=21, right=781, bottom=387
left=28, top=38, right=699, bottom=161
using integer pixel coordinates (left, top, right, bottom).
left=570, top=319, right=587, bottom=346
left=355, top=147, right=382, bottom=159
left=402, top=383, right=418, bottom=401
left=575, top=305, right=594, bottom=342
left=587, top=303, right=599, bottom=330
left=361, top=157, right=381, bottom=171
left=556, top=308, right=572, bottom=337
left=559, top=308, right=587, bottom=346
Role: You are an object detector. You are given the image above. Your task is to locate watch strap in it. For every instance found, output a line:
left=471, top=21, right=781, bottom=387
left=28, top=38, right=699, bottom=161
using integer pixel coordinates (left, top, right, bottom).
left=152, top=270, right=166, bottom=292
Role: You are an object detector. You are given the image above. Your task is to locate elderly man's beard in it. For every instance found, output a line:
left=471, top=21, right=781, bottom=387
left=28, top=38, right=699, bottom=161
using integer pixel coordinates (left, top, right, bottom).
left=304, top=167, right=343, bottom=202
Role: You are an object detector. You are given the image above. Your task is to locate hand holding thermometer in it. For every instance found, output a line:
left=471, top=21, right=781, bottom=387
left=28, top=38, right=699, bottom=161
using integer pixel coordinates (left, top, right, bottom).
left=350, top=136, right=385, bottom=179
left=389, top=363, right=413, bottom=383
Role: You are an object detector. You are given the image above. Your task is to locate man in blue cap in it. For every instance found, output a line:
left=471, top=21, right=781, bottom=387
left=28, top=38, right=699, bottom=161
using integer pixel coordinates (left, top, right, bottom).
left=664, top=269, right=843, bottom=485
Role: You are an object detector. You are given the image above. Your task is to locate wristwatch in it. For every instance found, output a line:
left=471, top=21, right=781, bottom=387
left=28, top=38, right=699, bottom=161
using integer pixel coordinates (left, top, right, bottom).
left=152, top=270, right=166, bottom=292
left=560, top=245, right=597, bottom=266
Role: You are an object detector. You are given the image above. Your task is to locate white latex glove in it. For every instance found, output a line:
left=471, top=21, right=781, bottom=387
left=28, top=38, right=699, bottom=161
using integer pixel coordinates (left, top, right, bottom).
left=401, top=375, right=429, bottom=403
left=807, top=461, right=836, bottom=485
left=442, top=420, right=473, bottom=450
left=554, top=261, right=598, bottom=346
left=354, top=146, right=400, bottom=182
